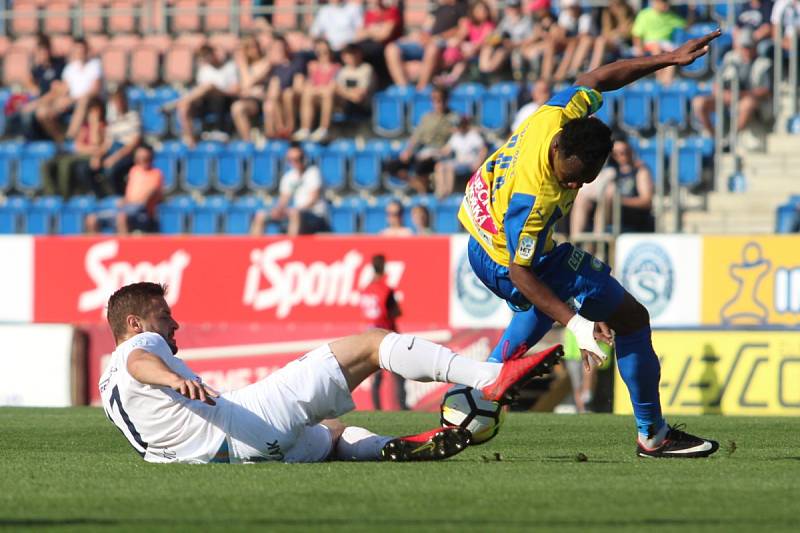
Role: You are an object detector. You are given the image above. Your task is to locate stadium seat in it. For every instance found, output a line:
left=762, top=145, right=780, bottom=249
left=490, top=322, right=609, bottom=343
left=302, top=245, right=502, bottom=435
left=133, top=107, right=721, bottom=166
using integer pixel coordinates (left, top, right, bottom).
left=190, top=195, right=228, bottom=235
left=183, top=141, right=222, bottom=193
left=206, top=1, right=233, bottom=32
left=449, top=83, right=485, bottom=118
left=24, top=196, right=62, bottom=235
left=362, top=195, right=395, bottom=234
left=109, top=0, right=138, bottom=34
left=164, top=45, right=195, bottom=86
left=208, top=33, right=239, bottom=54
left=320, top=140, right=355, bottom=193
left=788, top=115, right=800, bottom=134
left=3, top=47, right=31, bottom=87
left=18, top=141, right=56, bottom=193
left=81, top=1, right=105, bottom=35
left=140, top=87, right=178, bottom=137
left=373, top=89, right=408, bottom=137
left=433, top=195, right=462, bottom=233
left=12, top=2, right=39, bottom=35
left=130, top=47, right=161, bottom=86
left=657, top=80, right=694, bottom=128
left=352, top=140, right=388, bottom=192
left=479, top=91, right=510, bottom=133
left=0, top=196, right=29, bottom=234
left=173, top=0, right=202, bottom=32
left=594, top=88, right=621, bottom=126
left=621, top=82, right=657, bottom=132
left=153, top=140, right=185, bottom=194
left=409, top=87, right=433, bottom=129
left=59, top=195, right=96, bottom=235
left=0, top=141, right=21, bottom=193
left=678, top=24, right=717, bottom=78
left=224, top=196, right=263, bottom=234
left=102, top=47, right=130, bottom=85
left=44, top=2, right=72, bottom=34
left=775, top=203, right=797, bottom=233
left=382, top=141, right=408, bottom=192
left=250, top=140, right=288, bottom=193
left=677, top=137, right=712, bottom=186
left=218, top=141, right=253, bottom=192
left=329, top=196, right=364, bottom=234
left=157, top=195, right=193, bottom=234
left=405, top=194, right=436, bottom=228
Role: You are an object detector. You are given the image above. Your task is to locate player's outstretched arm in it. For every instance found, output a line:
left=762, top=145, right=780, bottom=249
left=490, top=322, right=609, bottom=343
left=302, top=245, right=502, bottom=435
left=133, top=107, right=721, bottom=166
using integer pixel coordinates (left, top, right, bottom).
left=575, top=29, right=721, bottom=92
left=127, top=349, right=218, bottom=405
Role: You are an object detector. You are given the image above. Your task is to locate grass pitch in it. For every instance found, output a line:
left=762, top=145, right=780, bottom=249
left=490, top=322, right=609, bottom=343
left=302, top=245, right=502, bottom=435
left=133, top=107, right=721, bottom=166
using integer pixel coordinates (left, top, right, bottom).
left=0, top=408, right=798, bottom=532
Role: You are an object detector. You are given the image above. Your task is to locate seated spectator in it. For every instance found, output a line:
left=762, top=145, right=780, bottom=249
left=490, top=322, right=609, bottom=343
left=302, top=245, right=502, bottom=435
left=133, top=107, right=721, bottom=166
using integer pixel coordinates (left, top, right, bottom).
left=231, top=35, right=271, bottom=142
left=521, top=5, right=560, bottom=82
left=356, top=0, right=404, bottom=86
left=14, top=35, right=66, bottom=140
left=438, top=0, right=496, bottom=86
left=383, top=86, right=456, bottom=194
left=411, top=204, right=434, bottom=235
left=590, top=0, right=635, bottom=71
left=631, top=0, right=686, bottom=83
left=262, top=36, right=306, bottom=139
left=433, top=115, right=487, bottom=198
left=380, top=200, right=414, bottom=236
left=736, top=0, right=774, bottom=57
left=85, top=145, right=162, bottom=235
left=251, top=143, right=329, bottom=236
left=166, top=45, right=238, bottom=147
left=552, top=0, right=597, bottom=82
left=511, top=80, right=552, bottom=131
left=478, top=0, right=533, bottom=80
left=771, top=0, right=800, bottom=53
left=310, top=0, right=364, bottom=53
left=295, top=39, right=342, bottom=141
left=101, top=86, right=143, bottom=195
left=570, top=137, right=654, bottom=238
left=692, top=29, right=772, bottom=144
left=42, top=97, right=107, bottom=198
left=384, top=0, right=468, bottom=89
left=35, top=37, right=102, bottom=144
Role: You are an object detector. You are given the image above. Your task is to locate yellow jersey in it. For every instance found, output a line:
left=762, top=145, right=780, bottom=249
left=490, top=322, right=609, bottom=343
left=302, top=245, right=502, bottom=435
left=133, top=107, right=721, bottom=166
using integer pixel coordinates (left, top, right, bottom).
left=458, top=85, right=603, bottom=268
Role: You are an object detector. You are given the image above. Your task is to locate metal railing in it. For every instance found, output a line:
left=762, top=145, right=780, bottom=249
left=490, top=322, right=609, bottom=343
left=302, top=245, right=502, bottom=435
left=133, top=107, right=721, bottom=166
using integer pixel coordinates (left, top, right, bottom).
left=773, top=18, right=800, bottom=125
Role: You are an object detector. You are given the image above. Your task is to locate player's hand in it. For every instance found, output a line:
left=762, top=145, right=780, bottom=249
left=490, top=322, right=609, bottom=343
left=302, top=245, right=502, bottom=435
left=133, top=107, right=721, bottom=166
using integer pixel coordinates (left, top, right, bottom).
left=172, top=378, right=219, bottom=406
left=595, top=321, right=613, bottom=345
left=566, top=314, right=608, bottom=372
left=670, top=29, right=722, bottom=66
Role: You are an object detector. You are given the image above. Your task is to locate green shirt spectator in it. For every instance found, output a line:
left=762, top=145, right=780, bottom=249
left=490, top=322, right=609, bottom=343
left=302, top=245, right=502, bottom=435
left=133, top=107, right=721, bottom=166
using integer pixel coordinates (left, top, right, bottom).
left=632, top=1, right=686, bottom=45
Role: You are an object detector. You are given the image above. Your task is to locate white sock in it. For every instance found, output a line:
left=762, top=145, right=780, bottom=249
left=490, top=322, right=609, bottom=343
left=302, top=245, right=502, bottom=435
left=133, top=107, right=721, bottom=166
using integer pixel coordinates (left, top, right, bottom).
left=378, top=333, right=500, bottom=389
left=335, top=426, right=391, bottom=461
left=638, top=422, right=669, bottom=448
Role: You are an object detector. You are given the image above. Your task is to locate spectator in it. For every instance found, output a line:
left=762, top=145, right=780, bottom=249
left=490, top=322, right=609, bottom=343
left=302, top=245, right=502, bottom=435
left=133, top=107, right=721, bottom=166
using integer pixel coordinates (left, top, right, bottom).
left=380, top=200, right=414, bottom=236
left=771, top=0, right=800, bottom=53
left=231, top=35, right=271, bottom=143
left=262, top=36, right=306, bottom=139
left=250, top=144, right=329, bottom=236
left=411, top=204, right=434, bottom=234
left=478, top=0, right=534, bottom=80
left=552, top=0, right=597, bottom=82
left=295, top=39, right=342, bottom=141
left=310, top=0, right=364, bottom=52
left=15, top=35, right=66, bottom=140
left=383, top=86, right=456, bottom=194
left=35, top=38, right=102, bottom=144
left=360, top=254, right=407, bottom=411
left=521, top=5, right=559, bottom=82
left=42, top=98, right=107, bottom=198
left=356, top=0, right=404, bottom=85
left=101, top=87, right=143, bottom=195
left=631, top=0, right=686, bottom=83
left=384, top=0, right=468, bottom=89
left=433, top=115, right=487, bottom=198
left=570, top=137, right=654, bottom=238
left=85, top=145, right=162, bottom=235
left=166, top=45, right=238, bottom=147
left=736, top=0, right=774, bottom=56
left=510, top=79, right=552, bottom=131
left=692, top=29, right=772, bottom=143
left=438, top=0, right=497, bottom=86
left=590, top=0, right=635, bottom=71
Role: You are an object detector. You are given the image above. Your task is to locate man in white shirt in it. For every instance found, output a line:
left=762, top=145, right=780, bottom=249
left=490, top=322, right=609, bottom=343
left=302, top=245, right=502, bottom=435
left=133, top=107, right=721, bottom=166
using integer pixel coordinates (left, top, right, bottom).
left=250, top=143, right=330, bottom=236
left=100, top=282, right=560, bottom=463
left=168, top=45, right=239, bottom=147
left=511, top=80, right=552, bottom=132
left=433, top=116, right=488, bottom=198
left=310, top=0, right=364, bottom=52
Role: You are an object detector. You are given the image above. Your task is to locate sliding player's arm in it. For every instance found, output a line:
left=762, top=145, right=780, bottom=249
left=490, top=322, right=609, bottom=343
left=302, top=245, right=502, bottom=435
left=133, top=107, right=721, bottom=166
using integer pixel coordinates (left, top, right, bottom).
left=127, top=349, right=218, bottom=405
left=575, top=29, right=720, bottom=92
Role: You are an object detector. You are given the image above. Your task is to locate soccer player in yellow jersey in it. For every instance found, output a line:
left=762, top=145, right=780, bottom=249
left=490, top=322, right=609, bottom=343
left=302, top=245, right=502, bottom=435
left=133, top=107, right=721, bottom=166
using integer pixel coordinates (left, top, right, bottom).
left=459, top=30, right=722, bottom=458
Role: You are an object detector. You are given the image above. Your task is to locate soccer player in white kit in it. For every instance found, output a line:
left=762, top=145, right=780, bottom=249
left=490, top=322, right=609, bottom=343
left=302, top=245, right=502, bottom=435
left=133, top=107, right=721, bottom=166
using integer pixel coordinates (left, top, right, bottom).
left=100, top=282, right=562, bottom=464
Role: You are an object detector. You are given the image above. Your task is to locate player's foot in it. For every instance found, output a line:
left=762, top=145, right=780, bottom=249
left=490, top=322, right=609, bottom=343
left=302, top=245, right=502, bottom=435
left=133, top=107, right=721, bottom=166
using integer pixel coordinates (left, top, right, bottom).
left=381, top=427, right=471, bottom=462
left=637, top=424, right=719, bottom=458
left=481, top=344, right=563, bottom=403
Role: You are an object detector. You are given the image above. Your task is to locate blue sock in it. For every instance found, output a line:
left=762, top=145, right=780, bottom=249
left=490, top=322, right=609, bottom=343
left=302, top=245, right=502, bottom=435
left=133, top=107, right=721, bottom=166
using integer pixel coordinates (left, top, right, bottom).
left=615, top=326, right=666, bottom=436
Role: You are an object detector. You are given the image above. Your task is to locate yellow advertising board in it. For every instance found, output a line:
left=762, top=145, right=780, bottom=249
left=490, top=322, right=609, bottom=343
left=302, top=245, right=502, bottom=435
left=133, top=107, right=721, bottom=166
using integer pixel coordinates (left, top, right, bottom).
left=702, top=236, right=800, bottom=327
left=614, top=330, right=800, bottom=416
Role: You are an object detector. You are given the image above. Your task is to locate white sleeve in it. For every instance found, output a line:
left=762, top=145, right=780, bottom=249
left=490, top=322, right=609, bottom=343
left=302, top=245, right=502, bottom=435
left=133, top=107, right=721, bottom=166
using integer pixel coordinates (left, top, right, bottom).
left=305, top=166, right=322, bottom=190
left=578, top=14, right=594, bottom=35
left=279, top=171, right=294, bottom=195
left=87, top=58, right=103, bottom=81
left=771, top=0, right=788, bottom=25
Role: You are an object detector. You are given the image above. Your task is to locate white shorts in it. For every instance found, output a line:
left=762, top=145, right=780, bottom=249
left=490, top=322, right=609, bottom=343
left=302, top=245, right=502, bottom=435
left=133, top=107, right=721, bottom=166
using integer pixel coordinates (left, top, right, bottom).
left=222, top=345, right=355, bottom=463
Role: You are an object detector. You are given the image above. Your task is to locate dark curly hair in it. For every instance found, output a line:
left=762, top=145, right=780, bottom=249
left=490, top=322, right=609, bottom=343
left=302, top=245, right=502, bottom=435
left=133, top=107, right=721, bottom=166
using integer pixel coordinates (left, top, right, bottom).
left=559, top=117, right=613, bottom=170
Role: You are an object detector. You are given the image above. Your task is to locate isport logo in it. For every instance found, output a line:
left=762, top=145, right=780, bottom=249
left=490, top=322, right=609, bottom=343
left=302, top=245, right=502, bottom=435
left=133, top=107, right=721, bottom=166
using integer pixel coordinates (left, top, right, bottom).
left=454, top=249, right=500, bottom=319
left=621, top=242, right=673, bottom=319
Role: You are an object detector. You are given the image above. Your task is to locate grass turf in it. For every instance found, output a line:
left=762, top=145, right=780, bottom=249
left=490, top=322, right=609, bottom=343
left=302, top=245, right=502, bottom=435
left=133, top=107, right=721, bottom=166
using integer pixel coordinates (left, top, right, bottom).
left=0, top=408, right=798, bottom=532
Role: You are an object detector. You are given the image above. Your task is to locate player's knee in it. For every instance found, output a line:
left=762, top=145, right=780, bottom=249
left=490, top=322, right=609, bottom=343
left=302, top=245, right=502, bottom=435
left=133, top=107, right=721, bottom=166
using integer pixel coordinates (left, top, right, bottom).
left=610, top=293, right=650, bottom=336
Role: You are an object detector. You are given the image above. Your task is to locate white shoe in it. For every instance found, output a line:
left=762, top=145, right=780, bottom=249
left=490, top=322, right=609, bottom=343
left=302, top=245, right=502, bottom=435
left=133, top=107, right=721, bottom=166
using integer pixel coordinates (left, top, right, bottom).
left=309, top=127, right=329, bottom=142
left=293, top=128, right=310, bottom=141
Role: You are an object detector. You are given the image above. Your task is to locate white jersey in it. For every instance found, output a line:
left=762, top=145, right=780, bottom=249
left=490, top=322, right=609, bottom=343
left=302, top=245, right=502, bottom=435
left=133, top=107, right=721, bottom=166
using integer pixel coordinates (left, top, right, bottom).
left=99, top=332, right=228, bottom=463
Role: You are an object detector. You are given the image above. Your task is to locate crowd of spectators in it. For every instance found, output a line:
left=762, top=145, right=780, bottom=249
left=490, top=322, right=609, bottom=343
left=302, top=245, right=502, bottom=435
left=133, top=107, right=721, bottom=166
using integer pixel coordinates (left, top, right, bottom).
left=3, top=0, right=798, bottom=236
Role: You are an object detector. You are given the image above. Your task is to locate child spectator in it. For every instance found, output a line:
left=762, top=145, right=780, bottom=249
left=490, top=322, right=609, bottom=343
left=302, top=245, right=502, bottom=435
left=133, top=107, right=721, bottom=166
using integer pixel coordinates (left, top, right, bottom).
left=231, top=35, right=271, bottom=142
left=411, top=205, right=434, bottom=235
left=380, top=200, right=414, bottom=236
left=262, top=37, right=306, bottom=139
left=479, top=0, right=533, bottom=80
left=433, top=115, right=487, bottom=198
left=295, top=39, right=342, bottom=141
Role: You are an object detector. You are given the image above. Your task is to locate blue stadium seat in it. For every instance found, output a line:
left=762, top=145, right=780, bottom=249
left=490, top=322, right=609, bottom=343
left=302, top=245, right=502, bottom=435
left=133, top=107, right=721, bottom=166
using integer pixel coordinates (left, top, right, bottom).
left=593, top=89, right=620, bottom=126
left=788, top=115, right=800, bottom=134
left=621, top=82, right=657, bottom=132
left=352, top=140, right=390, bottom=192
left=153, top=140, right=185, bottom=194
left=183, top=141, right=222, bottom=192
left=190, top=195, right=227, bottom=235
left=677, top=137, right=711, bottom=186
left=141, top=87, right=178, bottom=137
left=300, top=141, right=324, bottom=167
left=320, top=140, right=354, bottom=193
left=362, top=195, right=396, bottom=234
left=24, top=196, right=63, bottom=234
left=373, top=86, right=410, bottom=137
left=157, top=195, right=193, bottom=234
left=382, top=141, right=409, bottom=192
left=0, top=196, right=28, bottom=234
left=224, top=196, right=263, bottom=235
left=405, top=194, right=436, bottom=228
left=218, top=141, right=253, bottom=192
left=59, top=196, right=96, bottom=235
left=250, top=141, right=287, bottom=193
left=433, top=195, right=463, bottom=233
left=18, top=141, right=57, bottom=193
left=0, top=141, right=21, bottom=193
left=679, top=24, right=717, bottom=78
left=409, top=87, right=434, bottom=129
left=449, top=83, right=485, bottom=117
left=329, top=196, right=364, bottom=233
left=775, top=203, right=797, bottom=233
left=657, top=80, right=694, bottom=128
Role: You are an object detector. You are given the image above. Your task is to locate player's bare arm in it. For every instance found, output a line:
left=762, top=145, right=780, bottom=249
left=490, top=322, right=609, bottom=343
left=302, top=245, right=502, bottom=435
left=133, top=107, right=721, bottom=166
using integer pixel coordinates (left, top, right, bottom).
left=575, top=29, right=721, bottom=92
left=127, top=349, right=218, bottom=405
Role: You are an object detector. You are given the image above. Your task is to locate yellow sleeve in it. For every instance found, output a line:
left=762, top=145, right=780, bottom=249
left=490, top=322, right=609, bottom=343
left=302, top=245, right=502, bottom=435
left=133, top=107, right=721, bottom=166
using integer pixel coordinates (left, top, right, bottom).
left=540, top=85, right=603, bottom=122
left=504, top=189, right=562, bottom=267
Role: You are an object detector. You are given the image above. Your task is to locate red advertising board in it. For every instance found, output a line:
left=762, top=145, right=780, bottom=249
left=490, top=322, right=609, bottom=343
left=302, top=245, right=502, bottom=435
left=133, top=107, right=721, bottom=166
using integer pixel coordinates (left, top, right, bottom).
left=35, top=236, right=450, bottom=325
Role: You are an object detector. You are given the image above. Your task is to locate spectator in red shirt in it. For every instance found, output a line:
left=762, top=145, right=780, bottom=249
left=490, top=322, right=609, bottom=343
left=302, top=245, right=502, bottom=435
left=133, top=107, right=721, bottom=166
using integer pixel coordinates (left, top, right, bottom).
left=356, top=0, right=404, bottom=85
left=360, top=254, right=407, bottom=410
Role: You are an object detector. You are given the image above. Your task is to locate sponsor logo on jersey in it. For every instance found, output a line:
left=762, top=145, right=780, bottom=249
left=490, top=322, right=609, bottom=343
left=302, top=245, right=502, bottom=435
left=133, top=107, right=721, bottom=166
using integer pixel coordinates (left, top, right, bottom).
left=517, top=235, right=535, bottom=261
left=454, top=249, right=501, bottom=319
left=464, top=171, right=498, bottom=235
left=242, top=240, right=405, bottom=319
left=621, top=242, right=673, bottom=319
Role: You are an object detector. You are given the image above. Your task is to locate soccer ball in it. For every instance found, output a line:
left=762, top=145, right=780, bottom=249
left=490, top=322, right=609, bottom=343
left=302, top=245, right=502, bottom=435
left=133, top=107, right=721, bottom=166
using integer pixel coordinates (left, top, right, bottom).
left=440, top=385, right=505, bottom=445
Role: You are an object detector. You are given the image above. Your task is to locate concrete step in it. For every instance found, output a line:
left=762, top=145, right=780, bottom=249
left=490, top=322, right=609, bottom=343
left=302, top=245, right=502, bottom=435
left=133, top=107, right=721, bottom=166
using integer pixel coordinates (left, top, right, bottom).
left=766, top=133, right=800, bottom=154
left=681, top=210, right=775, bottom=234
left=706, top=191, right=792, bottom=212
